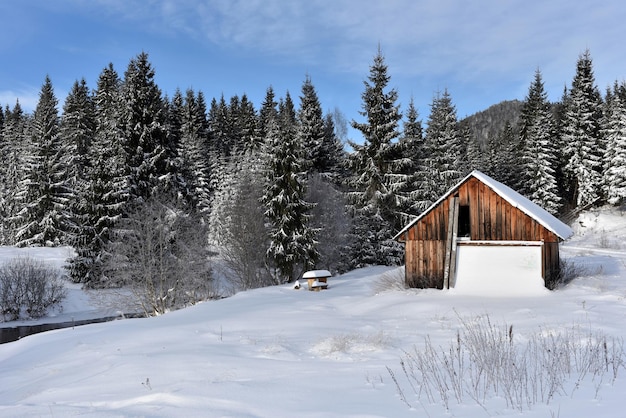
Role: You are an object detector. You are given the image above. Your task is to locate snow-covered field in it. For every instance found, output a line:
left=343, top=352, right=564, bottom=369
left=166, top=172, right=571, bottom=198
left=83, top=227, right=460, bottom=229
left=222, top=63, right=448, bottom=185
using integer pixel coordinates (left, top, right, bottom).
left=1, top=207, right=625, bottom=417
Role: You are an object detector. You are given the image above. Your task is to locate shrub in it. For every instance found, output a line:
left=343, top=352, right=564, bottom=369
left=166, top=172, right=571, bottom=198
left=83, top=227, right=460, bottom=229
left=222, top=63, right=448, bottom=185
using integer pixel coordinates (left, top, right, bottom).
left=0, top=256, right=67, bottom=321
left=389, top=314, right=626, bottom=412
left=550, top=257, right=592, bottom=289
left=372, top=267, right=407, bottom=293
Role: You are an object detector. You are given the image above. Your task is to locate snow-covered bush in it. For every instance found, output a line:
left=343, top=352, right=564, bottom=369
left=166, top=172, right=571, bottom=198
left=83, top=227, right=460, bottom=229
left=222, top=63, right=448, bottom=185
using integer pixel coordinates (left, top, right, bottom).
left=0, top=256, right=67, bottom=321
left=389, top=314, right=625, bottom=412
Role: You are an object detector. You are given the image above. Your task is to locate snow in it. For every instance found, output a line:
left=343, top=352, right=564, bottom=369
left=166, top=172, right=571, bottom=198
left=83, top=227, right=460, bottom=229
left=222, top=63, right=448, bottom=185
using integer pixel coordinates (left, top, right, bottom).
left=395, top=170, right=574, bottom=241
left=302, top=269, right=332, bottom=279
left=452, top=243, right=547, bottom=296
left=1, top=207, right=626, bottom=417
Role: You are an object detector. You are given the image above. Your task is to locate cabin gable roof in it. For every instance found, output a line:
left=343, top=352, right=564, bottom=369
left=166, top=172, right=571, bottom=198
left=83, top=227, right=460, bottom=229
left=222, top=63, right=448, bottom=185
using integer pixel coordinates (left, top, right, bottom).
left=394, top=170, right=573, bottom=241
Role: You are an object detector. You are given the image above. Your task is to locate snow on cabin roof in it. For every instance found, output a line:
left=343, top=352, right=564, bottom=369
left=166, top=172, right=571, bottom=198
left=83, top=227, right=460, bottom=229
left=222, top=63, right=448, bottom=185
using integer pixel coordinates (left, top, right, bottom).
left=302, top=270, right=332, bottom=279
left=394, top=170, right=574, bottom=241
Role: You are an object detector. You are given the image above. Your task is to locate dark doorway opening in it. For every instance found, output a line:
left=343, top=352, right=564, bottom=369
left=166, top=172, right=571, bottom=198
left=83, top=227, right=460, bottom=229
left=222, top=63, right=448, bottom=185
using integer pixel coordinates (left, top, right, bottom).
left=458, top=205, right=470, bottom=237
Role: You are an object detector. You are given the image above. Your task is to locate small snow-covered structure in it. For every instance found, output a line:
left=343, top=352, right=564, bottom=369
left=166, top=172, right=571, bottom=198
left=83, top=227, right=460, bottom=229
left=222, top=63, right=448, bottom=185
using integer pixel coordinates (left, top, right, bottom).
left=394, top=170, right=573, bottom=292
left=302, top=270, right=331, bottom=291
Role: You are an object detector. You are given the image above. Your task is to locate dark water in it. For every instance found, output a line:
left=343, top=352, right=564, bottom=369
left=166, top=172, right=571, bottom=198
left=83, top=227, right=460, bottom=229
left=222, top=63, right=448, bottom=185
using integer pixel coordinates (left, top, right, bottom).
left=0, top=314, right=144, bottom=344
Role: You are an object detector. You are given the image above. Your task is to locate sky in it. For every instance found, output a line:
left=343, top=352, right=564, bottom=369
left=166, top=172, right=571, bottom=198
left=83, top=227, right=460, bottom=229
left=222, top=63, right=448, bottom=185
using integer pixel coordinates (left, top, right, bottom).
left=1, top=207, right=626, bottom=416
left=1, top=0, right=626, bottom=141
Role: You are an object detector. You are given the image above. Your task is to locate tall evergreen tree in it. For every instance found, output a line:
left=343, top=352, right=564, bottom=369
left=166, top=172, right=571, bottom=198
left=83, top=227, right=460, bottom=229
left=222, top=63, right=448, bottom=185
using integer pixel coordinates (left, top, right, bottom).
left=259, top=86, right=278, bottom=141
left=14, top=76, right=65, bottom=246
left=67, top=64, right=127, bottom=286
left=603, top=82, right=626, bottom=205
left=319, top=113, right=346, bottom=179
left=121, top=52, right=177, bottom=202
left=206, top=95, right=235, bottom=199
left=262, top=93, right=318, bottom=282
left=347, top=48, right=404, bottom=267
left=297, top=75, right=326, bottom=172
left=398, top=98, right=428, bottom=219
left=422, top=89, right=463, bottom=204
left=60, top=78, right=96, bottom=242
left=177, top=88, right=212, bottom=217
left=561, top=50, right=604, bottom=208
left=0, top=102, right=28, bottom=245
left=235, top=94, right=260, bottom=153
left=518, top=69, right=561, bottom=214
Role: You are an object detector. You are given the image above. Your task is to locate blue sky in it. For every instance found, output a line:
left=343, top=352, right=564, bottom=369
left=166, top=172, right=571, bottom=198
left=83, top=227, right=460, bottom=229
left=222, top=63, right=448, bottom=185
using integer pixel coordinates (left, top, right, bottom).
left=1, top=0, right=625, bottom=141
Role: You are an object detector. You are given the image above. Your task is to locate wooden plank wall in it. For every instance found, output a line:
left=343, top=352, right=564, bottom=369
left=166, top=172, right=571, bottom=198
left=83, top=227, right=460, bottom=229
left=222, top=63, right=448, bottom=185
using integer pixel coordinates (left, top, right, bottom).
left=404, top=177, right=562, bottom=289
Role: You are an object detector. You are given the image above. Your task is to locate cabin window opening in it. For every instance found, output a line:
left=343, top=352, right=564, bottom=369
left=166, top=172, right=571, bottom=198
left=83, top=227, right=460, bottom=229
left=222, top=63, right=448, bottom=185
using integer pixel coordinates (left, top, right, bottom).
left=458, top=205, right=470, bottom=237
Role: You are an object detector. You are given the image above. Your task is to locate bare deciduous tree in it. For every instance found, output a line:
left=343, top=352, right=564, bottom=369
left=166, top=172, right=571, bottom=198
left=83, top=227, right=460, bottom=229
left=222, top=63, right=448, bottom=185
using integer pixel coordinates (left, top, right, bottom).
left=105, top=191, right=215, bottom=315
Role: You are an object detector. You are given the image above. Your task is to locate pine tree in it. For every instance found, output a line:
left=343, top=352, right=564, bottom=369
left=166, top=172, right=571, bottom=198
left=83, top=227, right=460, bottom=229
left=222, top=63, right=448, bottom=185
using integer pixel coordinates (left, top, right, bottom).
left=319, top=113, right=346, bottom=179
left=236, top=94, right=261, bottom=153
left=402, top=98, right=429, bottom=212
left=67, top=63, right=127, bottom=286
left=518, top=69, right=561, bottom=214
left=206, top=95, right=235, bottom=201
left=176, top=88, right=212, bottom=217
left=60, top=78, right=96, bottom=243
left=121, top=52, right=177, bottom=202
left=603, top=82, right=626, bottom=205
left=297, top=75, right=326, bottom=172
left=422, top=89, right=463, bottom=204
left=0, top=102, right=28, bottom=245
left=561, top=50, right=604, bottom=208
left=347, top=47, right=404, bottom=267
left=259, top=86, right=278, bottom=141
left=262, top=93, right=318, bottom=282
left=14, top=76, right=65, bottom=246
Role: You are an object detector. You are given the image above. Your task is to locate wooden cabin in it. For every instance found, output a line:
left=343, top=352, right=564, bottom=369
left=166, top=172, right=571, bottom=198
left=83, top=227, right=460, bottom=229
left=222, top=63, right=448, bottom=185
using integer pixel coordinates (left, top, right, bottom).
left=394, top=170, right=573, bottom=291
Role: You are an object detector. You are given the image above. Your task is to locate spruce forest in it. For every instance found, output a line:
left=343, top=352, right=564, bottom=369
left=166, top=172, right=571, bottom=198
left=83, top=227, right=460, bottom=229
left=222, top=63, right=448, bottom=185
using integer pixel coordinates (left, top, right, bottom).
left=0, top=49, right=625, bottom=311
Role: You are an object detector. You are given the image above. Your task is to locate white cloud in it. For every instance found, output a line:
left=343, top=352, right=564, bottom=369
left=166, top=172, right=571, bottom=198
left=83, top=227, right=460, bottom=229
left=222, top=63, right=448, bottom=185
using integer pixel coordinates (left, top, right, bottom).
left=0, top=88, right=39, bottom=113
left=70, top=0, right=626, bottom=81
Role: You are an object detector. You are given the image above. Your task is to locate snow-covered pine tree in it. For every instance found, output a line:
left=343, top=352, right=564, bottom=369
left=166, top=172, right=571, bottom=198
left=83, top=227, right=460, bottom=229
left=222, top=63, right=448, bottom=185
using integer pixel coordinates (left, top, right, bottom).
left=422, top=89, right=463, bottom=204
left=517, top=69, right=561, bottom=214
left=259, top=86, right=279, bottom=141
left=319, top=113, right=346, bottom=179
left=347, top=47, right=404, bottom=267
left=206, top=95, right=235, bottom=205
left=603, top=82, right=626, bottom=205
left=14, top=76, right=65, bottom=247
left=236, top=94, right=261, bottom=153
left=561, top=50, right=605, bottom=208
left=163, top=89, right=198, bottom=210
left=121, top=52, right=178, bottom=202
left=262, top=93, right=319, bottom=283
left=67, top=63, right=128, bottom=286
left=397, top=98, right=428, bottom=221
left=60, top=78, right=96, bottom=245
left=176, top=88, right=212, bottom=218
left=208, top=95, right=236, bottom=160
left=297, top=75, right=326, bottom=173
left=0, top=102, right=28, bottom=245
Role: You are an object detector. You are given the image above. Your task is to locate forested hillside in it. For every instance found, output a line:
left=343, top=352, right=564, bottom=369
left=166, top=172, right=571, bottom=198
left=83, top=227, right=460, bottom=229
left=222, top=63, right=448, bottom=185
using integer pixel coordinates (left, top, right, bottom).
left=0, top=49, right=625, bottom=314
left=460, top=99, right=523, bottom=148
